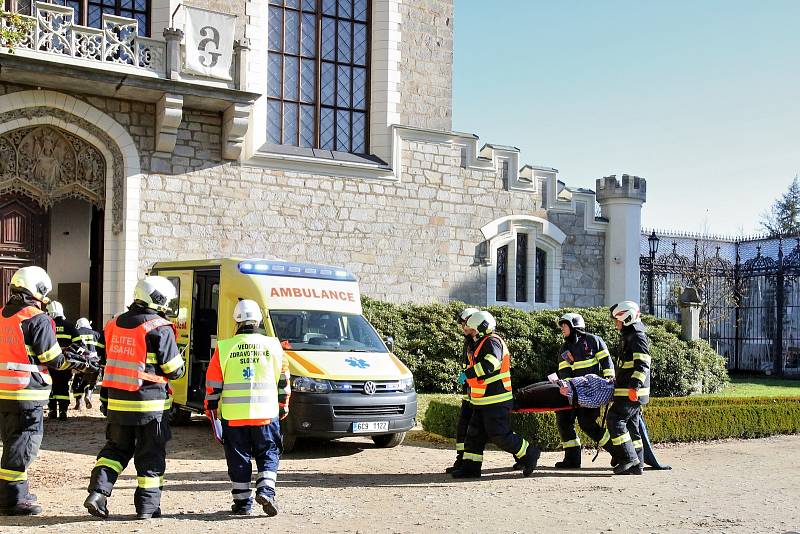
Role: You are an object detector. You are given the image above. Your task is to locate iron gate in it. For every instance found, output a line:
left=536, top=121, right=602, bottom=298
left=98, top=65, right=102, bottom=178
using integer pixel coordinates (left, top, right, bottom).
left=640, top=234, right=800, bottom=376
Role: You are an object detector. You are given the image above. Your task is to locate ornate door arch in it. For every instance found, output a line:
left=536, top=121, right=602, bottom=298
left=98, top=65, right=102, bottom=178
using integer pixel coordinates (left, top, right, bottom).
left=0, top=124, right=106, bottom=304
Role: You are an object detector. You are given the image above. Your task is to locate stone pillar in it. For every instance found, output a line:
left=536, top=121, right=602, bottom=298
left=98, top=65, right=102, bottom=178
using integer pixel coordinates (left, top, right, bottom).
left=679, top=287, right=702, bottom=341
left=164, top=28, right=184, bottom=80
left=234, top=38, right=250, bottom=91
left=595, top=174, right=647, bottom=305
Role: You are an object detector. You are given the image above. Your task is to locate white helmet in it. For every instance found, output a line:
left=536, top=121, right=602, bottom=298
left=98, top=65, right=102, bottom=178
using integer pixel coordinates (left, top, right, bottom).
left=456, top=307, right=479, bottom=324
left=46, top=301, right=65, bottom=319
left=610, top=300, right=641, bottom=326
left=10, top=266, right=52, bottom=302
left=466, top=310, right=496, bottom=335
left=133, top=276, right=177, bottom=313
left=76, top=317, right=92, bottom=330
left=234, top=299, right=263, bottom=324
left=558, top=312, right=586, bottom=331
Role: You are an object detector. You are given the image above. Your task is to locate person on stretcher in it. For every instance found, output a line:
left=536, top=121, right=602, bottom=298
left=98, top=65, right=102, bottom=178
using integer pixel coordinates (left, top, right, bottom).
left=513, top=375, right=672, bottom=470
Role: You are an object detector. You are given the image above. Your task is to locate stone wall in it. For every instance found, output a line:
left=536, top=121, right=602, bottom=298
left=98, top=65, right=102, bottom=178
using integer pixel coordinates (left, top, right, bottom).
left=398, top=0, right=453, bottom=132
left=549, top=206, right=606, bottom=307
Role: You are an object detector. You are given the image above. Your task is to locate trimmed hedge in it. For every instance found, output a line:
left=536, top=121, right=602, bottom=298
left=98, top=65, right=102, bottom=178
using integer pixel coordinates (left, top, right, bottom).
left=362, top=297, right=729, bottom=396
left=422, top=397, right=800, bottom=449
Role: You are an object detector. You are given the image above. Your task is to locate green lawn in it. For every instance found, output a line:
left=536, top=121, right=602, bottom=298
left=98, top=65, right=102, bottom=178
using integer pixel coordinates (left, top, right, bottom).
left=701, top=376, right=800, bottom=398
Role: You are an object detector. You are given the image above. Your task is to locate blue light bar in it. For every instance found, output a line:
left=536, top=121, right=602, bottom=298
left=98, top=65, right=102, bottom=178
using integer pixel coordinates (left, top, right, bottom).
left=237, top=260, right=358, bottom=281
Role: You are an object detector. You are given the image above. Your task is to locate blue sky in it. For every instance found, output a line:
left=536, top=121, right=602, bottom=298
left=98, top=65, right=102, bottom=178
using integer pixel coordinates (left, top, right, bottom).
left=452, top=1, right=800, bottom=236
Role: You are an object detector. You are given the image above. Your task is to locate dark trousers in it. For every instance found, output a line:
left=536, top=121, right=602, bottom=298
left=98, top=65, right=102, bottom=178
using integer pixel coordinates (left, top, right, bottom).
left=556, top=407, right=609, bottom=448
left=607, top=400, right=642, bottom=464
left=0, top=407, right=43, bottom=507
left=48, top=369, right=72, bottom=414
left=72, top=371, right=99, bottom=399
left=222, top=419, right=282, bottom=504
left=454, top=400, right=473, bottom=458
left=88, top=418, right=172, bottom=515
left=463, top=403, right=529, bottom=468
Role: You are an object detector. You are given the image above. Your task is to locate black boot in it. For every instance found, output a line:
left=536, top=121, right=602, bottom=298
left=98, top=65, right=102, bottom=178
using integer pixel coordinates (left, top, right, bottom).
left=521, top=447, right=541, bottom=477
left=555, top=447, right=581, bottom=468
left=84, top=492, right=109, bottom=518
left=451, top=461, right=481, bottom=479
left=136, top=508, right=162, bottom=520
left=256, top=493, right=278, bottom=517
left=230, top=499, right=252, bottom=516
left=0, top=500, right=42, bottom=516
left=445, top=453, right=464, bottom=474
left=48, top=400, right=58, bottom=419
left=613, top=458, right=641, bottom=475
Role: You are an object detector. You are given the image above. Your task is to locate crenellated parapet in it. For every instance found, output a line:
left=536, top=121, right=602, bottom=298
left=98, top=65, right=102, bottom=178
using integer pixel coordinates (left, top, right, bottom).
left=595, top=174, right=647, bottom=203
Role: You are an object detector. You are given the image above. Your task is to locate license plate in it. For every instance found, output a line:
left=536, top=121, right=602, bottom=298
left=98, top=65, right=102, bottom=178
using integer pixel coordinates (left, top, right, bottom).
left=352, top=421, right=389, bottom=433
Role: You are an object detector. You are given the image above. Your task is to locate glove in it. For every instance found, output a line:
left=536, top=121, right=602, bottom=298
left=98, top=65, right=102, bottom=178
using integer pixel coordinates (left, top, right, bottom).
left=279, top=407, right=289, bottom=420
left=457, top=371, right=467, bottom=385
left=628, top=388, right=639, bottom=402
left=560, top=350, right=574, bottom=363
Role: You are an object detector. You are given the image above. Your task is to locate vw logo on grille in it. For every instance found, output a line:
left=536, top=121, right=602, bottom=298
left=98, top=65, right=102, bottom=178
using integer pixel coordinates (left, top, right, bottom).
left=363, top=381, right=377, bottom=395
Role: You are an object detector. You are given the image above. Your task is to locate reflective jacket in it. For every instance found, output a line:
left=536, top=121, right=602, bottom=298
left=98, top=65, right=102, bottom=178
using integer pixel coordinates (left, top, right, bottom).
left=557, top=333, right=614, bottom=380
left=103, top=305, right=184, bottom=425
left=53, top=316, right=78, bottom=351
left=0, top=295, right=68, bottom=411
left=74, top=325, right=105, bottom=363
left=205, top=325, right=290, bottom=427
left=464, top=333, right=513, bottom=407
left=614, top=322, right=651, bottom=404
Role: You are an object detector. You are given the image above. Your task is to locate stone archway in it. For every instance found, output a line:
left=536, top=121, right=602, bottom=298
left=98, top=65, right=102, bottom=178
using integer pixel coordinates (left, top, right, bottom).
left=0, top=90, right=142, bottom=320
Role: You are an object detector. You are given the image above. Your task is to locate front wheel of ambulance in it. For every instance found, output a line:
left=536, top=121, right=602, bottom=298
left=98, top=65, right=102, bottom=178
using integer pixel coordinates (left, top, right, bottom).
left=281, top=431, right=297, bottom=453
left=169, top=406, right=193, bottom=426
left=371, top=432, right=406, bottom=448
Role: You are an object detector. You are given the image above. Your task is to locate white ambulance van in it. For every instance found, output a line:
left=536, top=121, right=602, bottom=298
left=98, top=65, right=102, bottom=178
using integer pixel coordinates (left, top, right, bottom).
left=149, top=258, right=417, bottom=451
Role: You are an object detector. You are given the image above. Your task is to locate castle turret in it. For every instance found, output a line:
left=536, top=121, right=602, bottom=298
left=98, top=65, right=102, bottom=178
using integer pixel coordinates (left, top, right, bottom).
left=596, top=174, right=647, bottom=306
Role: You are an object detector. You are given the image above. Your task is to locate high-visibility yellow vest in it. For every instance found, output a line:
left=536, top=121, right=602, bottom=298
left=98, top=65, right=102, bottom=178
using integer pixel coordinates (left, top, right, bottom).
left=217, top=333, right=284, bottom=422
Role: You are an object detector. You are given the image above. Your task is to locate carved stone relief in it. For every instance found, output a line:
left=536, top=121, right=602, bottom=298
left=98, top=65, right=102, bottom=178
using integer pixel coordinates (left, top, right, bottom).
left=0, top=106, right=126, bottom=234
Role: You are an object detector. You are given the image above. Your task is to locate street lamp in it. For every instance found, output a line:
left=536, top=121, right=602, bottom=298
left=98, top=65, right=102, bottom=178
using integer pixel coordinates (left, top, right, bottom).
left=647, top=230, right=660, bottom=314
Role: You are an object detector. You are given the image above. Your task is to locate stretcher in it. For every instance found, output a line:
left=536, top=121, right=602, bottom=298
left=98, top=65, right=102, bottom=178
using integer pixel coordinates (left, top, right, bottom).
left=511, top=381, right=672, bottom=470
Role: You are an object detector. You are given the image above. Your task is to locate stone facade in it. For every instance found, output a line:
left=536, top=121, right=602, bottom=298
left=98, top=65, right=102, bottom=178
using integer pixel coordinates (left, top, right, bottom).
left=398, top=0, right=454, bottom=131
left=0, top=0, right=648, bottom=316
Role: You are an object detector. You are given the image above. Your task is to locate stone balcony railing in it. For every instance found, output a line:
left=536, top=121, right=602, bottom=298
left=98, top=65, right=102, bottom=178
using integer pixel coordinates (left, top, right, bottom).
left=2, top=1, right=165, bottom=77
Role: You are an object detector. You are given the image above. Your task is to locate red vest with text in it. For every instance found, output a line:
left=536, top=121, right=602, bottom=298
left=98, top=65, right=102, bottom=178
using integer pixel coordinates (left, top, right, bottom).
left=0, top=306, right=50, bottom=391
left=103, top=316, right=174, bottom=391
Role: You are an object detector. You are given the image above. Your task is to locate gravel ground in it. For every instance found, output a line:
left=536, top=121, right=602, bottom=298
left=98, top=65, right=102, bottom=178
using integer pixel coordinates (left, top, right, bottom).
left=2, top=407, right=799, bottom=534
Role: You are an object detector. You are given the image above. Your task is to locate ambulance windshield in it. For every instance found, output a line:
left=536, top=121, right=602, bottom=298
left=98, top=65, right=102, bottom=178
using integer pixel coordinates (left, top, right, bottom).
left=269, top=310, right=388, bottom=353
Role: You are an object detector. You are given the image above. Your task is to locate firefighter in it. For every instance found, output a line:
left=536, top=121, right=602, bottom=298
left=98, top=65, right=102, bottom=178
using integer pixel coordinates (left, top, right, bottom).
left=204, top=300, right=290, bottom=516
left=445, top=306, right=478, bottom=474
left=46, top=301, right=78, bottom=421
left=84, top=276, right=185, bottom=520
left=71, top=318, right=104, bottom=410
left=554, top=312, right=615, bottom=468
left=0, top=266, right=91, bottom=516
left=453, top=311, right=540, bottom=478
left=607, top=301, right=651, bottom=475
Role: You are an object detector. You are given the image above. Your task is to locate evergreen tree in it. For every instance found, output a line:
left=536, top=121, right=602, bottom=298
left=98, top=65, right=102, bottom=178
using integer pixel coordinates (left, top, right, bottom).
left=761, top=176, right=800, bottom=237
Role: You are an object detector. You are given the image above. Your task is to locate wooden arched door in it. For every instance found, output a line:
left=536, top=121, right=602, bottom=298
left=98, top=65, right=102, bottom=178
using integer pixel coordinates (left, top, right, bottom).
left=0, top=195, right=49, bottom=303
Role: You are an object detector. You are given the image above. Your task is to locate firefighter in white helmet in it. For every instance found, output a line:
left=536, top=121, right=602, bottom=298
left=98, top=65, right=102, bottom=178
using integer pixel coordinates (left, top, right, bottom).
left=205, top=299, right=290, bottom=516
left=452, top=310, right=539, bottom=478
left=71, top=317, right=104, bottom=410
left=0, top=267, right=90, bottom=516
left=85, top=276, right=185, bottom=519
left=607, top=301, right=651, bottom=475
left=445, top=307, right=479, bottom=474
left=46, top=301, right=78, bottom=421
left=553, top=312, right=615, bottom=468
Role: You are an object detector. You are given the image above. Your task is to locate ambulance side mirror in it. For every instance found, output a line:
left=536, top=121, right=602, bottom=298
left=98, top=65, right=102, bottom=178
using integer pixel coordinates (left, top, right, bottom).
left=384, top=336, right=394, bottom=352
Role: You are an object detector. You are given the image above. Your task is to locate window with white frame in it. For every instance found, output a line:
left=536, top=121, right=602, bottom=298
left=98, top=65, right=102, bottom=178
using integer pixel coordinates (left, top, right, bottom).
left=266, top=0, right=369, bottom=154
left=484, top=216, right=564, bottom=310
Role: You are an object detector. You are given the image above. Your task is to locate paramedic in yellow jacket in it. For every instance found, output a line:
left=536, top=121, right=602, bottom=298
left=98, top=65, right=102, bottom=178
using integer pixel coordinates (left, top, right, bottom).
left=205, top=300, right=291, bottom=516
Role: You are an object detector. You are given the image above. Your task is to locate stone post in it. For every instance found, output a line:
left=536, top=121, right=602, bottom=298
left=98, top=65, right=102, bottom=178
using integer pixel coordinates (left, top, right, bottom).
left=163, top=28, right=184, bottom=80
left=595, top=174, right=647, bottom=305
left=234, top=38, right=250, bottom=91
left=679, top=287, right=702, bottom=341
